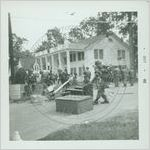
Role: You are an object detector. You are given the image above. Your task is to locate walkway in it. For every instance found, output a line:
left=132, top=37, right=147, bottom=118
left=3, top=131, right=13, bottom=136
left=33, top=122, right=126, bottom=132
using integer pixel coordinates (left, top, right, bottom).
left=9, top=83, right=138, bottom=140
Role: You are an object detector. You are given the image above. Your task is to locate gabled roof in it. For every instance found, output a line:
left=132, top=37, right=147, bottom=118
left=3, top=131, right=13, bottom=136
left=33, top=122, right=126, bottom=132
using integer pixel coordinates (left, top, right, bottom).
left=68, top=32, right=129, bottom=50
left=110, top=32, right=130, bottom=49
left=68, top=35, right=106, bottom=50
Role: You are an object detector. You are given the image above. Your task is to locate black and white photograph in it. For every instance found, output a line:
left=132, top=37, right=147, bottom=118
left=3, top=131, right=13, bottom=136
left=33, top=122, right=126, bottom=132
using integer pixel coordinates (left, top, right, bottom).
left=0, top=1, right=149, bottom=149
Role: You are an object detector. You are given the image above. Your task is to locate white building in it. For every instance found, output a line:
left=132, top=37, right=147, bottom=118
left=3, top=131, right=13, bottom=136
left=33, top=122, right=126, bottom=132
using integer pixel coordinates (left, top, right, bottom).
left=33, top=33, right=130, bottom=81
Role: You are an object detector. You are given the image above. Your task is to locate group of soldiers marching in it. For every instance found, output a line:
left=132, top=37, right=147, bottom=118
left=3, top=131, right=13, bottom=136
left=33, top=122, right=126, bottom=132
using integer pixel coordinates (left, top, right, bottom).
left=83, top=60, right=135, bottom=105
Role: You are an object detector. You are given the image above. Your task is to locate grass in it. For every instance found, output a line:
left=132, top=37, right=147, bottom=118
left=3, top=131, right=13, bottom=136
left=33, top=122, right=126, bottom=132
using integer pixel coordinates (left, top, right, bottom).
left=39, top=111, right=139, bottom=140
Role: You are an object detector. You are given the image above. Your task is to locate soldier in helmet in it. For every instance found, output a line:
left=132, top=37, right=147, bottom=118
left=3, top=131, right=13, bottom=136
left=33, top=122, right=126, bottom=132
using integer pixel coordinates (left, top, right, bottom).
left=128, top=69, right=134, bottom=86
left=83, top=67, right=91, bottom=84
left=122, top=67, right=129, bottom=87
left=91, top=62, right=109, bottom=105
left=113, top=67, right=120, bottom=87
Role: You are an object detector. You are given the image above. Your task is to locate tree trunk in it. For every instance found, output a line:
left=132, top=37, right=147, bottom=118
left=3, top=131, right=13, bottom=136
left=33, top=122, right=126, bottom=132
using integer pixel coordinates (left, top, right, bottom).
left=128, top=13, right=136, bottom=77
left=9, top=13, right=15, bottom=83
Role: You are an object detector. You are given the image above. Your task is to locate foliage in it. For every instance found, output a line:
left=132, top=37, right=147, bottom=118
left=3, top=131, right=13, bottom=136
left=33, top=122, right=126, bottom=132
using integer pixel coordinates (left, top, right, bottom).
left=12, top=34, right=29, bottom=66
left=36, top=27, right=65, bottom=52
left=68, top=27, right=85, bottom=42
left=68, top=12, right=114, bottom=42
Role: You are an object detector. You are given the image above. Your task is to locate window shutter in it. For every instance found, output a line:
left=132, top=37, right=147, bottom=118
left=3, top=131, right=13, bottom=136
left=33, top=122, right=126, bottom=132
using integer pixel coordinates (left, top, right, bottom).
left=99, top=49, right=103, bottom=59
left=94, top=49, right=98, bottom=59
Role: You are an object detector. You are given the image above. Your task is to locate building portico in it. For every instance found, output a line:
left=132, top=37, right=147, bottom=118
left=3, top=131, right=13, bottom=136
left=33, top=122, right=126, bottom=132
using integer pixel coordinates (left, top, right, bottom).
left=34, top=48, right=84, bottom=81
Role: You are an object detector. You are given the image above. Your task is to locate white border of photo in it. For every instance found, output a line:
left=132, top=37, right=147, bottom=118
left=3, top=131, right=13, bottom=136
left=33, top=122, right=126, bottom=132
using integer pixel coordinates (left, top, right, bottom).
left=0, top=0, right=150, bottom=149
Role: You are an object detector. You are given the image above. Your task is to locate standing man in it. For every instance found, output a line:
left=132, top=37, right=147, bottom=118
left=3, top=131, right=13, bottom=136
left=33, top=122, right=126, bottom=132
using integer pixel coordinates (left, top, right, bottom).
left=91, top=70, right=109, bottom=104
left=83, top=67, right=91, bottom=84
left=122, top=68, right=129, bottom=87
left=113, top=68, right=120, bottom=87
left=128, top=69, right=134, bottom=86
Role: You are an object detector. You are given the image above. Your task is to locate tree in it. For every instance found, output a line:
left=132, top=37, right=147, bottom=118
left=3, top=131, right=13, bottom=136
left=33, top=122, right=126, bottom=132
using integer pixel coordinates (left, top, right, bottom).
left=68, top=27, right=85, bottom=42
left=96, top=12, right=114, bottom=35
left=46, top=27, right=65, bottom=48
left=79, top=17, right=97, bottom=37
left=12, top=33, right=28, bottom=65
left=36, top=27, right=65, bottom=52
left=36, top=41, right=49, bottom=52
left=68, top=13, right=114, bottom=42
left=109, top=12, right=138, bottom=74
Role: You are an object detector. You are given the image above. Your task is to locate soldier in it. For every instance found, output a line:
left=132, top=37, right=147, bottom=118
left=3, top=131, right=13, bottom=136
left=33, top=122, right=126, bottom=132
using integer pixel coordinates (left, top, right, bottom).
left=30, top=72, right=37, bottom=92
left=72, top=72, right=77, bottom=85
left=58, top=69, right=63, bottom=84
left=91, top=70, right=109, bottom=104
left=113, top=67, right=120, bottom=87
left=122, top=68, right=129, bottom=87
left=14, top=65, right=27, bottom=84
left=83, top=67, right=91, bottom=84
left=24, top=70, right=32, bottom=96
left=128, top=69, right=134, bottom=86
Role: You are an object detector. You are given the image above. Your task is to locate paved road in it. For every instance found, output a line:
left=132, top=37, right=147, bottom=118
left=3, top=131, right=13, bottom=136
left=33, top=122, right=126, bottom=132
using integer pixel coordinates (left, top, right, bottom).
left=9, top=83, right=138, bottom=140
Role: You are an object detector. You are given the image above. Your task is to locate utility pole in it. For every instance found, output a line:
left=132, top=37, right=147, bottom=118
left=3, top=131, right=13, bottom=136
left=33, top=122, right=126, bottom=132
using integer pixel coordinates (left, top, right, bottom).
left=8, top=13, right=15, bottom=83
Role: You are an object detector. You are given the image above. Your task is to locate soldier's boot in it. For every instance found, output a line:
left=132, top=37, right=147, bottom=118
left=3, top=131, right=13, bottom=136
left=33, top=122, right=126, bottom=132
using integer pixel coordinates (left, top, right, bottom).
left=123, top=81, right=127, bottom=87
left=101, top=94, right=109, bottom=104
left=93, top=98, right=99, bottom=105
left=130, top=80, right=134, bottom=86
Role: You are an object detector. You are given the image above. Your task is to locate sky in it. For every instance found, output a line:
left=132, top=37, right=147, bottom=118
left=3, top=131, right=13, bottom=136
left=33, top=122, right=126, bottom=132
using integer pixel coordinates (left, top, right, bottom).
left=3, top=1, right=110, bottom=51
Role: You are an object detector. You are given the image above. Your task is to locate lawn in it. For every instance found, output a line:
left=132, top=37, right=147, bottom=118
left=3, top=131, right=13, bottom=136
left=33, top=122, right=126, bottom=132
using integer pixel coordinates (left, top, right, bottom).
left=39, top=111, right=139, bottom=140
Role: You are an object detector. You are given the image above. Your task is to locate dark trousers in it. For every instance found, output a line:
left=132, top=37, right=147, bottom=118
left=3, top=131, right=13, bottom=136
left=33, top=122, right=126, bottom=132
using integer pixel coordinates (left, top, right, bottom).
left=95, top=89, right=108, bottom=103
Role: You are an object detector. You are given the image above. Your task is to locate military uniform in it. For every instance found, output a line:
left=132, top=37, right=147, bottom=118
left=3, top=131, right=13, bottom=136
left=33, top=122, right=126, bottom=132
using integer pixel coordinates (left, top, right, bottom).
left=91, top=71, right=109, bottom=104
left=122, top=69, right=128, bottom=87
left=128, top=69, right=134, bottom=86
left=113, top=68, right=120, bottom=87
left=84, top=68, right=91, bottom=84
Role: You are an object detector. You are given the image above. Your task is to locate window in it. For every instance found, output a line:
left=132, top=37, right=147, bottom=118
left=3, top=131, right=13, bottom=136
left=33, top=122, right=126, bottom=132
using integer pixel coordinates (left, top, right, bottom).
left=78, top=52, right=84, bottom=61
left=81, top=52, right=84, bottom=60
left=70, top=53, right=76, bottom=62
left=122, top=50, right=125, bottom=59
left=70, top=67, right=77, bottom=75
left=117, top=50, right=121, bottom=60
left=73, top=53, right=76, bottom=62
left=118, top=50, right=125, bottom=60
left=64, top=57, right=67, bottom=65
left=48, top=56, right=52, bottom=65
left=79, top=67, right=83, bottom=76
left=99, top=49, right=103, bottom=59
left=70, top=54, right=73, bottom=62
left=94, top=49, right=98, bottom=59
left=74, top=68, right=77, bottom=74
left=42, top=57, right=46, bottom=70
left=71, top=68, right=74, bottom=75
left=94, top=49, right=103, bottom=59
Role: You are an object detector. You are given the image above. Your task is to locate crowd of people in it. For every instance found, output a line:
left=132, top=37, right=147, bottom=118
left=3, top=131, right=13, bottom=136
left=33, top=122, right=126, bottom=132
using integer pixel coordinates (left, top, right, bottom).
left=13, top=66, right=72, bottom=97
left=12, top=61, right=136, bottom=102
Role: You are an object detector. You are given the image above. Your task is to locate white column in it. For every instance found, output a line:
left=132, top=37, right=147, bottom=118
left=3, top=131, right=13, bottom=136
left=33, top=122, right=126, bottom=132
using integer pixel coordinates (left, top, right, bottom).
left=45, top=55, right=48, bottom=70
left=40, top=57, right=43, bottom=70
left=58, top=53, right=62, bottom=70
left=51, top=54, right=54, bottom=72
left=66, top=50, right=70, bottom=74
